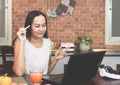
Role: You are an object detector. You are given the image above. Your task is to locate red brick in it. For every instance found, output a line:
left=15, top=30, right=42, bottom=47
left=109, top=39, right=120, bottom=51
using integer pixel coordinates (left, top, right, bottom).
left=12, top=0, right=120, bottom=49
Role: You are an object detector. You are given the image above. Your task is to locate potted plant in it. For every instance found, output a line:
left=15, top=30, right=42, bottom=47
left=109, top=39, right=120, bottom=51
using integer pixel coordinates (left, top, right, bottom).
left=75, top=36, right=93, bottom=51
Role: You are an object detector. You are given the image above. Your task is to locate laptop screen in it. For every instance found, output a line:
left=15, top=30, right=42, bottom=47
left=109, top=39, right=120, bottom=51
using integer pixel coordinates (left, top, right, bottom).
left=61, top=51, right=106, bottom=85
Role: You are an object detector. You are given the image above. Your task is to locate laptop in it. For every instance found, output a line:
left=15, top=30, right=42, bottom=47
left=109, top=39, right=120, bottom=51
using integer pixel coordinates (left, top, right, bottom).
left=42, top=51, right=106, bottom=85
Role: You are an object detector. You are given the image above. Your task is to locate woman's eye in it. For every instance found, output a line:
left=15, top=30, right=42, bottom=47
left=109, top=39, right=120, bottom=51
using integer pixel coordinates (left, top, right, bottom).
left=35, top=25, right=40, bottom=28
left=34, top=24, right=46, bottom=28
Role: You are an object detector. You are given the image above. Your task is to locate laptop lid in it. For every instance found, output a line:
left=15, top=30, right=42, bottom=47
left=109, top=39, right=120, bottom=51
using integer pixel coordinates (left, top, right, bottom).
left=61, top=51, right=106, bottom=85
left=42, top=51, right=106, bottom=85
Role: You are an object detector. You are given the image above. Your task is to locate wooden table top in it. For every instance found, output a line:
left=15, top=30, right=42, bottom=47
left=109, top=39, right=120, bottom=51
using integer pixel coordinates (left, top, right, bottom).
left=1, top=73, right=120, bottom=85
left=23, top=73, right=120, bottom=85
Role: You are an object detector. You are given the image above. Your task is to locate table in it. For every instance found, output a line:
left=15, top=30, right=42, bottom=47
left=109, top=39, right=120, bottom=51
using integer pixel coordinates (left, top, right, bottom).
left=23, top=73, right=120, bottom=85
left=82, top=73, right=120, bottom=85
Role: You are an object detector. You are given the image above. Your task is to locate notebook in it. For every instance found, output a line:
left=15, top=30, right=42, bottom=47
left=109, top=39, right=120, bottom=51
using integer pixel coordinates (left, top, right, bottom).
left=43, top=51, right=106, bottom=85
left=11, top=77, right=27, bottom=85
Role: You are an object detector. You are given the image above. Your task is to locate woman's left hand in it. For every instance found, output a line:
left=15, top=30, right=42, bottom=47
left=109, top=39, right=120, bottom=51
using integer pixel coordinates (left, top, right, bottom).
left=55, top=47, right=69, bottom=60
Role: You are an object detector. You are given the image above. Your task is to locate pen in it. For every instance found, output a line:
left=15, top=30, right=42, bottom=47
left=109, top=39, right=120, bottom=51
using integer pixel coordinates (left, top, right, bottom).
left=25, top=25, right=30, bottom=30
left=21, top=25, right=30, bottom=35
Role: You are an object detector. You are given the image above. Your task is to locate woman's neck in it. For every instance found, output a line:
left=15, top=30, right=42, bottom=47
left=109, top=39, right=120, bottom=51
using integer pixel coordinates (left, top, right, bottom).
left=29, top=37, right=43, bottom=48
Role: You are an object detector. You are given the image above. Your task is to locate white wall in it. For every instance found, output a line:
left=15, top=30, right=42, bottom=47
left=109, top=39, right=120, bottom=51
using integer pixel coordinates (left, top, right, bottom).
left=101, top=56, right=120, bottom=70
left=50, top=56, right=70, bottom=74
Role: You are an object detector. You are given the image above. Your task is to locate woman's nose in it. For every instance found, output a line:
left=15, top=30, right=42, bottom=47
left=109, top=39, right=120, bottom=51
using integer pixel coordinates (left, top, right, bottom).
left=38, top=27, right=44, bottom=30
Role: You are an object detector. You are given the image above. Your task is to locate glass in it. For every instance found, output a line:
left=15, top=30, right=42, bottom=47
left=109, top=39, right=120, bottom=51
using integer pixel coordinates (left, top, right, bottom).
left=30, top=69, right=43, bottom=85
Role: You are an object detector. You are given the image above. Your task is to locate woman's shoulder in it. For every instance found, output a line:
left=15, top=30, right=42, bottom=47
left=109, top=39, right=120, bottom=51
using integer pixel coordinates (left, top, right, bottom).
left=43, top=38, right=52, bottom=48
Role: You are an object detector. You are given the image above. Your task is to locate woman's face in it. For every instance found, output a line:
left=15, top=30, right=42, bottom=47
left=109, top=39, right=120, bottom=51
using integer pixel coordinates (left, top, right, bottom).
left=31, top=15, right=46, bottom=39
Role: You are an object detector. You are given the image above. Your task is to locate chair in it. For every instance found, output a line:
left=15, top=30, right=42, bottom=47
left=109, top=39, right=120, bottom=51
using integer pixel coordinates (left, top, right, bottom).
left=0, top=46, right=14, bottom=75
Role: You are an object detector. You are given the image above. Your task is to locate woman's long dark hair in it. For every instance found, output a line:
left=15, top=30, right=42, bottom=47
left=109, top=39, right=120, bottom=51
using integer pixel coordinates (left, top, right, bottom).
left=25, top=10, right=48, bottom=39
left=12, top=10, right=48, bottom=46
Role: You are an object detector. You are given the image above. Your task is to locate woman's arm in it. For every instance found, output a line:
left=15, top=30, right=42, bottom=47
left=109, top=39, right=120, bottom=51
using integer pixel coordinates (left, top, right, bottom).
left=13, top=39, right=26, bottom=76
left=13, top=27, right=26, bottom=76
left=48, top=56, right=59, bottom=74
left=48, top=47, right=68, bottom=74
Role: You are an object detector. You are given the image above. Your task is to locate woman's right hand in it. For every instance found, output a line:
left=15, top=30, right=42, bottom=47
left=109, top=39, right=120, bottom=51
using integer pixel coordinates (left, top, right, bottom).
left=16, top=27, right=26, bottom=41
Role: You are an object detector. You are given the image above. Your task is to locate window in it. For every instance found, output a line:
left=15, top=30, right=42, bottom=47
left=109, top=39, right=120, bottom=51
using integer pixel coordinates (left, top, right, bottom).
left=105, top=0, right=120, bottom=45
left=0, top=0, right=12, bottom=45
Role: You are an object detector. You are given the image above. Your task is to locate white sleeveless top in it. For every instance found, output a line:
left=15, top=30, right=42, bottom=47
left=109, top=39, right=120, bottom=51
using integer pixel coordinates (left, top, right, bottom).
left=24, top=38, right=51, bottom=75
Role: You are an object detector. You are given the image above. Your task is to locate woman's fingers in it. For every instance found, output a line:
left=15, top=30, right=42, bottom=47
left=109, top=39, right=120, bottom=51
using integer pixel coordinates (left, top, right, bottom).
left=16, top=27, right=27, bottom=41
left=64, top=46, right=70, bottom=51
left=20, top=28, right=26, bottom=35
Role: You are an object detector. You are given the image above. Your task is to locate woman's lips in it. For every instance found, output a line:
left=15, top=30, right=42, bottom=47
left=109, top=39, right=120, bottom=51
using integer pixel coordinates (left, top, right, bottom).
left=37, top=32, right=44, bottom=35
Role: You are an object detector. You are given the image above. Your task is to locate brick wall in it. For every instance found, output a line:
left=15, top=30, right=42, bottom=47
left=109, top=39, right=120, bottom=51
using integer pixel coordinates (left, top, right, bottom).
left=12, top=0, right=120, bottom=49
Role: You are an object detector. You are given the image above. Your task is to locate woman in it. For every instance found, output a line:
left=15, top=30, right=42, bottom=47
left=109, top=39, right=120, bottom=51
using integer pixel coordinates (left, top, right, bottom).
left=13, top=10, right=68, bottom=76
